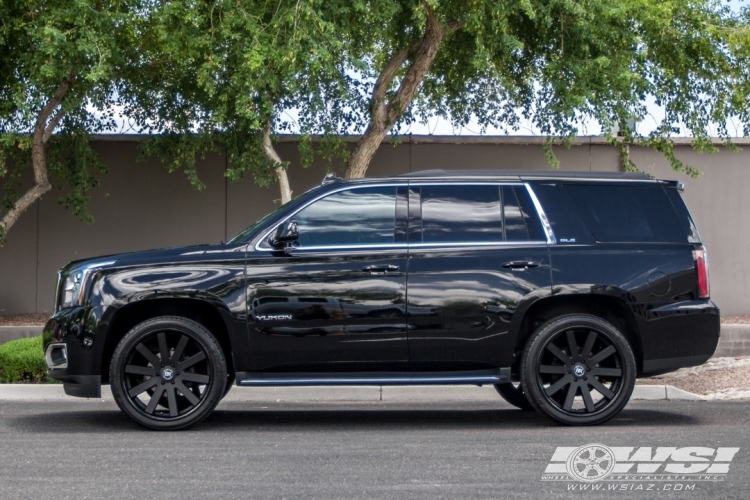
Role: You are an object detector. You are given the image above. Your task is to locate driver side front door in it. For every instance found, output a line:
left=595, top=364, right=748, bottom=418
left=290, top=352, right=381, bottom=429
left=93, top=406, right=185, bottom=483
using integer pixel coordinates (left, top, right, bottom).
left=245, top=184, right=410, bottom=372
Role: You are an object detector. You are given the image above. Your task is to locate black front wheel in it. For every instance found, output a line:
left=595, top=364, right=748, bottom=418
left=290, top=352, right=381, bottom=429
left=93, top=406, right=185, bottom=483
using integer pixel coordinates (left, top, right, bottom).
left=494, top=382, right=535, bottom=411
left=110, top=316, right=227, bottom=430
left=520, top=314, right=636, bottom=426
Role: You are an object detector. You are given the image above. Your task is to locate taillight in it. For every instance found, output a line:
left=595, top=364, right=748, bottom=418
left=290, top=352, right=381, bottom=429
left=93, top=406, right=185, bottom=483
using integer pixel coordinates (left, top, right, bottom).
left=693, top=245, right=710, bottom=299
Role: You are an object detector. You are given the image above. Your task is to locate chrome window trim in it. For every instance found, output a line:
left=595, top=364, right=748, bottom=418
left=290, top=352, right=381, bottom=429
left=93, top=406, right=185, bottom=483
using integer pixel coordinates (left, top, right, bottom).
left=524, top=183, right=557, bottom=244
left=276, top=241, right=549, bottom=253
left=410, top=241, right=547, bottom=248
left=286, top=243, right=409, bottom=252
left=254, top=180, right=555, bottom=252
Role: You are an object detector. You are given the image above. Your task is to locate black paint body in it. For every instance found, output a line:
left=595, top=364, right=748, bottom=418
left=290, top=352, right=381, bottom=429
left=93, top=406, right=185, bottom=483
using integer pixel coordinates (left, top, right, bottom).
left=43, top=171, right=720, bottom=397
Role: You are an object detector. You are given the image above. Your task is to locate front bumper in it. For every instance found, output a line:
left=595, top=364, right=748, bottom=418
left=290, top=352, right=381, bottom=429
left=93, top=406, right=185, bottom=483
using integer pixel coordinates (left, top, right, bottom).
left=43, top=306, right=103, bottom=398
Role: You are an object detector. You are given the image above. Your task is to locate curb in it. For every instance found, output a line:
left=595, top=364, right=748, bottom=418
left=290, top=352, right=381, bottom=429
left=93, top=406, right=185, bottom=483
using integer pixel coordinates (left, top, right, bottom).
left=0, top=326, right=43, bottom=345
left=713, top=324, right=750, bottom=358
left=0, top=384, right=711, bottom=403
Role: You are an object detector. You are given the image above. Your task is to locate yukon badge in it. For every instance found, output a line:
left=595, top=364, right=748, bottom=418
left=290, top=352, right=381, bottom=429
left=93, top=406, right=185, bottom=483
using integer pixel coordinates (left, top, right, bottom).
left=255, top=314, right=293, bottom=321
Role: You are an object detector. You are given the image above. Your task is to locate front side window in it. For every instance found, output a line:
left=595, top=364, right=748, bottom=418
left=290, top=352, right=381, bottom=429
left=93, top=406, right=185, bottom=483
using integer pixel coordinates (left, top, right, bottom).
left=293, top=186, right=397, bottom=247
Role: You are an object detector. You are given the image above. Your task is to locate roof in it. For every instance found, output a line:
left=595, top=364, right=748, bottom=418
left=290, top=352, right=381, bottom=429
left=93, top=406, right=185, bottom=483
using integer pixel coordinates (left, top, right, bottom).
left=396, top=169, right=652, bottom=181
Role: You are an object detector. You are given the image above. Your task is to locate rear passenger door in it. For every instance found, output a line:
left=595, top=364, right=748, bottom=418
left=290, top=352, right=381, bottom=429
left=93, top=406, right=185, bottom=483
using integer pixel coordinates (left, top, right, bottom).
left=405, top=183, right=552, bottom=370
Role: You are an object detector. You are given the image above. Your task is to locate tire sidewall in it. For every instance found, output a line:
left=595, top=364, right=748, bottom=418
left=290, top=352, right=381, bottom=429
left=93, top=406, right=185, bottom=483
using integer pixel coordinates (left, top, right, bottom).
left=110, top=316, right=227, bottom=430
left=520, top=314, right=636, bottom=426
left=494, top=383, right=535, bottom=411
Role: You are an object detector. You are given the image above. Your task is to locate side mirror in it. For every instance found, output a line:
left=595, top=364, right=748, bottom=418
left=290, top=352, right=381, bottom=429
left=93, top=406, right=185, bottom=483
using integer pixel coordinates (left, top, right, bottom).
left=270, top=221, right=299, bottom=248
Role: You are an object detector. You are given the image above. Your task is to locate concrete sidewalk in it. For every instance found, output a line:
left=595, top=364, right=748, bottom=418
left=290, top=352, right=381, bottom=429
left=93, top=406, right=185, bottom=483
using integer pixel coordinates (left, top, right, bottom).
left=0, top=383, right=708, bottom=402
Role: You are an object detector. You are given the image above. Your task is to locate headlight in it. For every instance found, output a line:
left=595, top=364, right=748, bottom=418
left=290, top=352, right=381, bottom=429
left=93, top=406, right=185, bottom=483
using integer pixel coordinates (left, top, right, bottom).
left=56, top=260, right=116, bottom=311
left=60, top=270, right=85, bottom=310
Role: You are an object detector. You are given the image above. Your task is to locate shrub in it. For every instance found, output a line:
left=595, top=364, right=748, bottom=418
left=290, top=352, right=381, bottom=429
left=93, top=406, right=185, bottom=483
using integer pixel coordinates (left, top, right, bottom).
left=0, top=336, right=50, bottom=383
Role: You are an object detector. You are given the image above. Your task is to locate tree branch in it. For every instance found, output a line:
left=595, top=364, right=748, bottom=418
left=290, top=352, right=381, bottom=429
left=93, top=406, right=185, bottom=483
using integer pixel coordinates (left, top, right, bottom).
left=345, top=5, right=455, bottom=179
left=43, top=107, right=66, bottom=143
left=262, top=122, right=292, bottom=204
left=1, top=74, right=74, bottom=240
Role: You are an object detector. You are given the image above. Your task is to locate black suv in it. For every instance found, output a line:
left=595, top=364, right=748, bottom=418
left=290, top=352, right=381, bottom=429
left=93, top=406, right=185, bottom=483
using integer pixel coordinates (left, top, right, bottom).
left=43, top=170, right=719, bottom=429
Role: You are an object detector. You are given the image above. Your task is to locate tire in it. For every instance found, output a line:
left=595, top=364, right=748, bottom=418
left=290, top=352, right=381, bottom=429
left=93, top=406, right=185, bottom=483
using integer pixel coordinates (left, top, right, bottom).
left=494, top=382, right=535, bottom=411
left=520, top=314, right=636, bottom=426
left=222, top=371, right=236, bottom=400
left=110, top=316, right=227, bottom=430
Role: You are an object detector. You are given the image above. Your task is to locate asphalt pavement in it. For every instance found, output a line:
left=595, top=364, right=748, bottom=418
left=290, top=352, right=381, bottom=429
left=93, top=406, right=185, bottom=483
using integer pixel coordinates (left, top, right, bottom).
left=0, top=398, right=748, bottom=499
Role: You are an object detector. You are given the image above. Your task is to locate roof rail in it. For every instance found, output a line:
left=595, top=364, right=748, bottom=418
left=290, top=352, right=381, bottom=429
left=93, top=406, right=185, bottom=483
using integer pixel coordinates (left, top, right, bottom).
left=321, top=172, right=343, bottom=185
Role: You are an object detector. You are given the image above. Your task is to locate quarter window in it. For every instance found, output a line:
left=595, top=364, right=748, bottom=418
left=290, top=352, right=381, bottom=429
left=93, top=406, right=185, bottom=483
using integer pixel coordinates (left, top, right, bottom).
left=293, top=187, right=397, bottom=247
left=563, top=184, right=684, bottom=243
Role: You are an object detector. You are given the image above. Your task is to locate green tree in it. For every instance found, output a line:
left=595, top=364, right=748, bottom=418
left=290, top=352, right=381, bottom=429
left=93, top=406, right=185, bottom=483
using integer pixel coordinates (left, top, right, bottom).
left=126, top=0, right=750, bottom=205
left=329, top=0, right=750, bottom=179
left=121, top=0, right=360, bottom=205
left=0, top=0, right=142, bottom=241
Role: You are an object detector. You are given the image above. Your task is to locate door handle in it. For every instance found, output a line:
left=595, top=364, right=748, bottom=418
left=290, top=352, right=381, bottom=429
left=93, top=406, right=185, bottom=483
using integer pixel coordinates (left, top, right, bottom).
left=362, top=264, right=400, bottom=274
left=502, top=261, right=540, bottom=271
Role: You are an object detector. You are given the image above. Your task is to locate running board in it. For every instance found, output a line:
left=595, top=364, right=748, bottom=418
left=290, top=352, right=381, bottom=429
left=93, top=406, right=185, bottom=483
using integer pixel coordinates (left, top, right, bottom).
left=235, top=368, right=510, bottom=387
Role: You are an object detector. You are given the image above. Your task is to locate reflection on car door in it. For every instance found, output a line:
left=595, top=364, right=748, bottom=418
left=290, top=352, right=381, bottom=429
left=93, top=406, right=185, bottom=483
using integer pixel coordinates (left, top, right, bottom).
left=406, top=183, right=552, bottom=370
left=245, top=185, right=410, bottom=371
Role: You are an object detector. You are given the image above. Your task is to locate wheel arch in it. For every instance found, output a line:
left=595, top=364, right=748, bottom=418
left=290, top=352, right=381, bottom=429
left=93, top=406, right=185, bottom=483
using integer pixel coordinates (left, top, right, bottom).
left=100, top=297, right=235, bottom=384
left=513, top=294, right=643, bottom=374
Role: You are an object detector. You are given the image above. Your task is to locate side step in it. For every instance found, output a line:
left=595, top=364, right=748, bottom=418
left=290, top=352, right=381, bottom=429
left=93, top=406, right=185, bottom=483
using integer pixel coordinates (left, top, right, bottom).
left=235, top=368, right=510, bottom=387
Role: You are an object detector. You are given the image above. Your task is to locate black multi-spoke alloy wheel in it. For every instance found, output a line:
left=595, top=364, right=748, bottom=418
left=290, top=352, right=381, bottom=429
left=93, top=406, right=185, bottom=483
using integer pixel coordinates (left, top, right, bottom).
left=110, top=316, right=227, bottom=430
left=494, top=382, right=535, bottom=411
left=520, top=314, right=635, bottom=425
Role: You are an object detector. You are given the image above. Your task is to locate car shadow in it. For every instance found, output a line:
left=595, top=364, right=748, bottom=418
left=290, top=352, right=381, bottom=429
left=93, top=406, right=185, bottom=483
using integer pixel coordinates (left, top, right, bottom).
left=6, top=404, right=702, bottom=433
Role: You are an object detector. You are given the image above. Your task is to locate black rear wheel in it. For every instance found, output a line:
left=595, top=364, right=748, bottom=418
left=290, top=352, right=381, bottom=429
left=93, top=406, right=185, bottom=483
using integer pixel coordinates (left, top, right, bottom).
left=110, top=316, right=227, bottom=430
left=494, top=382, right=535, bottom=411
left=520, top=314, right=636, bottom=425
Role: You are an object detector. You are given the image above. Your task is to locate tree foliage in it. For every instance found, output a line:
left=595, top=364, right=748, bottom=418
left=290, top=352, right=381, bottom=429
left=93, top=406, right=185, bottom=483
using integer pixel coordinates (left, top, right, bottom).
left=120, top=0, right=358, bottom=204
left=2, top=0, right=750, bottom=241
left=0, top=0, right=143, bottom=241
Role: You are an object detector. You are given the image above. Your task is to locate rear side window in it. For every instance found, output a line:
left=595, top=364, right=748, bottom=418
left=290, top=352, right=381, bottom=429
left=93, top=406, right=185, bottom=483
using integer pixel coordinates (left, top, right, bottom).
left=421, top=185, right=502, bottom=243
left=418, top=184, right=546, bottom=244
left=506, top=186, right=546, bottom=242
left=563, top=184, right=684, bottom=243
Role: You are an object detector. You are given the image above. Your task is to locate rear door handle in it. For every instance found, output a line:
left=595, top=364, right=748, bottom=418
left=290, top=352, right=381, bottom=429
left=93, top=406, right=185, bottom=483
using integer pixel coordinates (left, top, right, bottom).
left=502, top=261, right=540, bottom=271
left=362, top=264, right=400, bottom=274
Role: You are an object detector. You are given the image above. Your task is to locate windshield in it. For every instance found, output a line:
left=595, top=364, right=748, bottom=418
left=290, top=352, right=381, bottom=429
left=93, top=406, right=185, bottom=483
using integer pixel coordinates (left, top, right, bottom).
left=226, top=184, right=327, bottom=244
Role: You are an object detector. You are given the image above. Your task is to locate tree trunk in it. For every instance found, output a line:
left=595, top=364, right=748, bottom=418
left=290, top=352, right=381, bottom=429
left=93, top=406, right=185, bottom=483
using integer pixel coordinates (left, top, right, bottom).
left=0, top=77, right=72, bottom=241
left=262, top=124, right=292, bottom=204
left=344, top=6, right=459, bottom=179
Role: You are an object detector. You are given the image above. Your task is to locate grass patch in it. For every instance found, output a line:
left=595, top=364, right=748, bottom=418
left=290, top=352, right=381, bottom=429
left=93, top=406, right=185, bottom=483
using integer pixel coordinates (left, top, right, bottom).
left=0, top=336, right=51, bottom=383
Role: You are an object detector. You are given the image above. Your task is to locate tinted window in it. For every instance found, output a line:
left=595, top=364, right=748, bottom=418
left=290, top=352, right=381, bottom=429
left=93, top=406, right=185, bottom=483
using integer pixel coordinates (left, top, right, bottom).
left=421, top=185, right=502, bottom=243
left=528, top=183, right=594, bottom=244
left=502, top=186, right=528, bottom=241
left=663, top=187, right=701, bottom=243
left=514, top=186, right=546, bottom=241
left=294, top=187, right=396, bottom=247
left=564, top=184, right=684, bottom=243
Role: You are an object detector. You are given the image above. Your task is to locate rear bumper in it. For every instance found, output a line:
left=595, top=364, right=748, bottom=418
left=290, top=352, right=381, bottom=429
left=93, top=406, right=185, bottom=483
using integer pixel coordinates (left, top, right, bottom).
left=639, top=299, right=720, bottom=377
